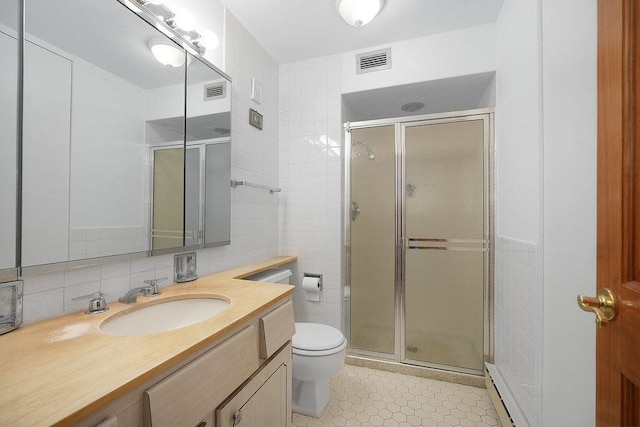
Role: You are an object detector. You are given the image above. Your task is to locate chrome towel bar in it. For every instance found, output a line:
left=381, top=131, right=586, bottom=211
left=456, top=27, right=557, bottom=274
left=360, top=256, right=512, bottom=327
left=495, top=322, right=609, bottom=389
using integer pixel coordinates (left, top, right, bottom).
left=230, top=180, right=281, bottom=194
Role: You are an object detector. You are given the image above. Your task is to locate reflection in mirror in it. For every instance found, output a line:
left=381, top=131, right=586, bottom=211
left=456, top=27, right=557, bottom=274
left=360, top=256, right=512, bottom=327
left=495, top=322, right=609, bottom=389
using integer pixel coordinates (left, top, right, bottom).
left=151, top=148, right=185, bottom=251
left=204, top=143, right=231, bottom=246
left=20, top=0, right=231, bottom=268
left=21, top=0, right=188, bottom=266
left=186, top=54, right=231, bottom=248
left=148, top=53, right=232, bottom=251
left=0, top=0, right=19, bottom=275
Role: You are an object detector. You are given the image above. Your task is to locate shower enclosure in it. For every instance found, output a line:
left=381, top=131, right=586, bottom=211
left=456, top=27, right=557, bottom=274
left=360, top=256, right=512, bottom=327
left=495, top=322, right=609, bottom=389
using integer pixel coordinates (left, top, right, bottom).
left=345, top=110, right=492, bottom=375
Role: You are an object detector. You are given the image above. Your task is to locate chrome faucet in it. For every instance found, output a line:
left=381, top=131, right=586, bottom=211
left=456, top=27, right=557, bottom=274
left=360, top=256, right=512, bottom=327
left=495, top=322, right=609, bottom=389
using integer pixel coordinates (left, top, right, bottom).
left=118, top=278, right=167, bottom=304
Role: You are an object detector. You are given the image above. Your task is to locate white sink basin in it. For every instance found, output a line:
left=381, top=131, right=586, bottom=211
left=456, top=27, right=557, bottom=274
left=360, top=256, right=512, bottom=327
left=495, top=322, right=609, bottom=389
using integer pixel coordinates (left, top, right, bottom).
left=100, top=297, right=230, bottom=336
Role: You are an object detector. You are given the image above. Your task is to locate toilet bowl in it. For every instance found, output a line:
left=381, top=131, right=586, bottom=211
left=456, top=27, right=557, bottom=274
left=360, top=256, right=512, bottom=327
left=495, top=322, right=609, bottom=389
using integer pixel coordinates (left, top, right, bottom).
left=292, top=322, right=347, bottom=417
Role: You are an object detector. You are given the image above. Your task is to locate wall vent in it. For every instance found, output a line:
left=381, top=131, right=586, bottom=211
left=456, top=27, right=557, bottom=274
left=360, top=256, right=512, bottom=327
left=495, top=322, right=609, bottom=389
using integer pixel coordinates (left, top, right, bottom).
left=203, top=81, right=226, bottom=101
left=356, top=48, right=392, bottom=74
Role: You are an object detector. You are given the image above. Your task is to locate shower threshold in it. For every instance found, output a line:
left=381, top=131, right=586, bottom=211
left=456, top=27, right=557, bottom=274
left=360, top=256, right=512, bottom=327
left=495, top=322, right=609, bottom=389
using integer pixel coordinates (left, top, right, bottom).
left=345, top=355, right=485, bottom=388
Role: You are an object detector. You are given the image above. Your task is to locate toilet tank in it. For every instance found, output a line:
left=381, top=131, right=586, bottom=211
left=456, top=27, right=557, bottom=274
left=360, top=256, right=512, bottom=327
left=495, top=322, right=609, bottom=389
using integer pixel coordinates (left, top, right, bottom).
left=245, top=268, right=292, bottom=285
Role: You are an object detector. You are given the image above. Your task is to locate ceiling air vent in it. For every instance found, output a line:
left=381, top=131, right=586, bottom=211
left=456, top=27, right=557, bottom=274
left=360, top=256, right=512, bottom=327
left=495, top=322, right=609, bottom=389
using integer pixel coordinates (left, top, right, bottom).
left=356, top=48, right=392, bottom=74
left=203, top=81, right=226, bottom=101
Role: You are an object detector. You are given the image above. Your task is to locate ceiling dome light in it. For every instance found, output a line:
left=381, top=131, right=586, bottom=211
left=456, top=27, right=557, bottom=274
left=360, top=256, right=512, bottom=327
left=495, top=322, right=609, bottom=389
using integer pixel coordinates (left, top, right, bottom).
left=148, top=39, right=185, bottom=67
left=335, top=0, right=384, bottom=27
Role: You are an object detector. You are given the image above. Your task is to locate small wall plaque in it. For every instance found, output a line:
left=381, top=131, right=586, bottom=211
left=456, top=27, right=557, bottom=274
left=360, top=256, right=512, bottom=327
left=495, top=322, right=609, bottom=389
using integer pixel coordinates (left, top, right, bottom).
left=249, top=108, right=263, bottom=130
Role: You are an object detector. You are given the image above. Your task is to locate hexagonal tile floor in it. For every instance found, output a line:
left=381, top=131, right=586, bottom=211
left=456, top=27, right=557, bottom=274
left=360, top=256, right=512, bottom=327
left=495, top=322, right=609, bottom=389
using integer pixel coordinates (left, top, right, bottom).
left=292, top=365, right=501, bottom=427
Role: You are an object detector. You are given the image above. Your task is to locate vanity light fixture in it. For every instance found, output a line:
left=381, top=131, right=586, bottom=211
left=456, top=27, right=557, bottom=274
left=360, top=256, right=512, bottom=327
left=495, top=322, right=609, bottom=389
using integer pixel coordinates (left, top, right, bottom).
left=195, top=30, right=220, bottom=51
left=335, top=0, right=385, bottom=27
left=148, top=39, right=185, bottom=67
left=137, top=0, right=174, bottom=21
left=133, top=0, right=220, bottom=55
left=170, top=9, right=197, bottom=32
left=182, top=41, right=199, bottom=57
left=122, top=0, right=142, bottom=14
left=154, top=22, right=175, bottom=39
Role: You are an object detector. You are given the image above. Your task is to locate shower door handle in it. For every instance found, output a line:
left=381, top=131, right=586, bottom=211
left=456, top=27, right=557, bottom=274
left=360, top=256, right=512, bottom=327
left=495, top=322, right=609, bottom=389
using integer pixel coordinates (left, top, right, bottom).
left=406, top=238, right=489, bottom=251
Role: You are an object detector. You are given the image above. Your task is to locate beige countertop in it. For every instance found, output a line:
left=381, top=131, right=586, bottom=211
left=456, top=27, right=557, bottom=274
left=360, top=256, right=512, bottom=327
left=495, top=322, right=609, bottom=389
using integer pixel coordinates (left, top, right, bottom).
left=0, top=256, right=296, bottom=426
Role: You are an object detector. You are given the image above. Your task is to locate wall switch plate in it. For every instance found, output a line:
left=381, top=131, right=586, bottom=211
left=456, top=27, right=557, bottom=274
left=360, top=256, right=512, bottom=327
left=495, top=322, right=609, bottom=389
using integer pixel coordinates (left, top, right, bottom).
left=251, top=78, right=262, bottom=104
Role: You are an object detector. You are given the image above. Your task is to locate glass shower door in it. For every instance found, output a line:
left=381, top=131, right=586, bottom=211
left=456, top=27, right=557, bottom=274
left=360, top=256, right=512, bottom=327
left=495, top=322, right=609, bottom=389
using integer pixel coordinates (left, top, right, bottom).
left=403, top=118, right=487, bottom=373
left=151, top=148, right=185, bottom=251
left=348, top=125, right=396, bottom=355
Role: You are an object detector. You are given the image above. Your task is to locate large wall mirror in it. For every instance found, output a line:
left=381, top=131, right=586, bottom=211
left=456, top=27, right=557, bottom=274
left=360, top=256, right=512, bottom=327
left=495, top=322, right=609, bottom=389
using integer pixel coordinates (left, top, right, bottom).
left=19, top=0, right=231, bottom=270
left=0, top=0, right=19, bottom=280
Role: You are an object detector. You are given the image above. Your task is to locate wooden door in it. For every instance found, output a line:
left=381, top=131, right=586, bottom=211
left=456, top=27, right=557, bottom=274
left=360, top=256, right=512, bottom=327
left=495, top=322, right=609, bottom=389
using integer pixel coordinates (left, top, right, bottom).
left=596, top=0, right=640, bottom=424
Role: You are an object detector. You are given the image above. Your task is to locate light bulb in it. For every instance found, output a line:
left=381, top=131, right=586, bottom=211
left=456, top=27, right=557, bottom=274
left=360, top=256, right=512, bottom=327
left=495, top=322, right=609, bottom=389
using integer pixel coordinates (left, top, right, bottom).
left=198, top=30, right=219, bottom=51
left=173, top=9, right=196, bottom=31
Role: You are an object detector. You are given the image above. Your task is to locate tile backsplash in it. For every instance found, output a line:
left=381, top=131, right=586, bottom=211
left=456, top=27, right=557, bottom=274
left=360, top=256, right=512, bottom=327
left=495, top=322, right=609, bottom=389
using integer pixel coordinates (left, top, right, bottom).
left=21, top=247, right=231, bottom=323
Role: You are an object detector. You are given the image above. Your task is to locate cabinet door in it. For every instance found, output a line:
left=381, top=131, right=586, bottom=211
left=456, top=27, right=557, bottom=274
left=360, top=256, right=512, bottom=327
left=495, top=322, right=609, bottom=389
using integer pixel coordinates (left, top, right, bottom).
left=145, top=326, right=259, bottom=427
left=217, top=343, right=291, bottom=427
left=218, top=364, right=287, bottom=427
left=235, top=363, right=287, bottom=427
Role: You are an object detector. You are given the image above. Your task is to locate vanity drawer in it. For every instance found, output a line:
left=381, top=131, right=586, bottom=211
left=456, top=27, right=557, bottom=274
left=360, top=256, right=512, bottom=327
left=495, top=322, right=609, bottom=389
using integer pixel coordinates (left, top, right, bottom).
left=259, top=301, right=295, bottom=359
left=144, top=326, right=259, bottom=427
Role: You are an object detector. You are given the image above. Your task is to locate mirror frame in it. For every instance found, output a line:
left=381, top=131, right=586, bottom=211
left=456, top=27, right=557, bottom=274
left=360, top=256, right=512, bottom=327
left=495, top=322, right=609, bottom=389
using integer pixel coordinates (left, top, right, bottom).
left=0, top=0, right=22, bottom=282
left=16, top=0, right=232, bottom=276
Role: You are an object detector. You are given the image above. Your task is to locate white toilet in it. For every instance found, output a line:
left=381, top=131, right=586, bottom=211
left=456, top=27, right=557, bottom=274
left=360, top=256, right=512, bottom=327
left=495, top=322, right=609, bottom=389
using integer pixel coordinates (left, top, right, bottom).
left=292, top=322, right=347, bottom=417
left=245, top=268, right=347, bottom=417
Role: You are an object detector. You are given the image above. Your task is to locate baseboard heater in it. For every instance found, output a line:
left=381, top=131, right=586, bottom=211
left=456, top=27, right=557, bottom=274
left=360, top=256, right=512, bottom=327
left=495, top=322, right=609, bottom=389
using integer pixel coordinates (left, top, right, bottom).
left=484, top=367, right=516, bottom=427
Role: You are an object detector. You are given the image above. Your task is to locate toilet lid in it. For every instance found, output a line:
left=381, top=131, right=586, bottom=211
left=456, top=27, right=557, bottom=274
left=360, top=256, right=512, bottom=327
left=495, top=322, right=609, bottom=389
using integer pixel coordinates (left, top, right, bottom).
left=293, top=323, right=345, bottom=351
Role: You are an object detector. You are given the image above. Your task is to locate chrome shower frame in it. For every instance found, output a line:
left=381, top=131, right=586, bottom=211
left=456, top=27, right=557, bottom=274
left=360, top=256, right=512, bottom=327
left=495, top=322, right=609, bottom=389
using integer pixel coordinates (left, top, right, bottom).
left=343, top=108, right=495, bottom=374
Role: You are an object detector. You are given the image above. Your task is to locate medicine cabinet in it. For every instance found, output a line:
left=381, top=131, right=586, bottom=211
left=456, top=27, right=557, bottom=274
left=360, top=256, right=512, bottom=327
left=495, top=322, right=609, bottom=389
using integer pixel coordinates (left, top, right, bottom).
left=1, top=0, right=231, bottom=274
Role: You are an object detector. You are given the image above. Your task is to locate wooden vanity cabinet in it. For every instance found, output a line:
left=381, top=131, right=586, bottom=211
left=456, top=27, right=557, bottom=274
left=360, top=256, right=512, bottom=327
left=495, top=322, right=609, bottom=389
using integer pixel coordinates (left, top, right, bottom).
left=80, top=300, right=294, bottom=427
left=216, top=343, right=292, bottom=427
left=144, top=325, right=260, bottom=427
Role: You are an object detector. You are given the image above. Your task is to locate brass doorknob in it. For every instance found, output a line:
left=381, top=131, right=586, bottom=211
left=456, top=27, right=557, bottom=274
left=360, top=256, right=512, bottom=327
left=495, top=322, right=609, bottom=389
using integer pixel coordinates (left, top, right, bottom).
left=577, top=288, right=617, bottom=327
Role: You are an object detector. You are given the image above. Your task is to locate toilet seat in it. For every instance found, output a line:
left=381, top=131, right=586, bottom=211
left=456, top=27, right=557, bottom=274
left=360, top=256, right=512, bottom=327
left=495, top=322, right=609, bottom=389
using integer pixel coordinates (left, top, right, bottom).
left=293, top=323, right=346, bottom=356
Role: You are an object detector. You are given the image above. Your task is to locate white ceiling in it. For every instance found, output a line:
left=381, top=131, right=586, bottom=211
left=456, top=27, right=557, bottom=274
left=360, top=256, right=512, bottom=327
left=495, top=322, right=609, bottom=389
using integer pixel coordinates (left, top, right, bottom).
left=217, top=0, right=504, bottom=64
left=22, top=0, right=224, bottom=90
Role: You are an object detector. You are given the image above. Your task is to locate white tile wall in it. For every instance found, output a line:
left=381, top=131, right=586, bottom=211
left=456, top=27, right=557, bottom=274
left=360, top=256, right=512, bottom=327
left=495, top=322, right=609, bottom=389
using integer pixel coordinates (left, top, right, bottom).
left=493, top=236, right=541, bottom=426
left=224, top=10, right=280, bottom=265
left=21, top=10, right=281, bottom=325
left=278, top=55, right=343, bottom=331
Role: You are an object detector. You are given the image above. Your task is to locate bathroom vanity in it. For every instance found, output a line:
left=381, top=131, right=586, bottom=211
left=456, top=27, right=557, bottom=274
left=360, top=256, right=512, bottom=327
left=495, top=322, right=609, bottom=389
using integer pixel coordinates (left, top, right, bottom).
left=0, top=256, right=296, bottom=427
